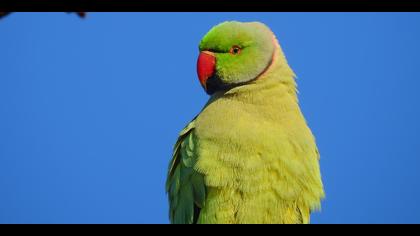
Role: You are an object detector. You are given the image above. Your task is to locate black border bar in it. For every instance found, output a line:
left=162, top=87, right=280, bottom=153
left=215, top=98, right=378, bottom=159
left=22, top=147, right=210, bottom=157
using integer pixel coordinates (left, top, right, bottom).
left=1, top=0, right=420, bottom=12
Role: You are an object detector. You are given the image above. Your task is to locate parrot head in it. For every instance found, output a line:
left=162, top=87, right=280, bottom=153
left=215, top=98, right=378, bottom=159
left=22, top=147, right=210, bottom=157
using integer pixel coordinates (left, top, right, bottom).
left=197, top=21, right=276, bottom=95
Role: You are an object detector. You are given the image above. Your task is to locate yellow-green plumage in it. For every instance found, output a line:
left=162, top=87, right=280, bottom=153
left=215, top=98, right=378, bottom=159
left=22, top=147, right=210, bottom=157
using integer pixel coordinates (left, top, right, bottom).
left=166, top=21, right=324, bottom=224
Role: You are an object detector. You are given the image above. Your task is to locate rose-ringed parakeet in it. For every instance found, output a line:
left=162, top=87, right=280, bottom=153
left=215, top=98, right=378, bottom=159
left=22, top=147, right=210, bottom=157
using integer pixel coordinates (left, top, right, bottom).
left=166, top=21, right=324, bottom=224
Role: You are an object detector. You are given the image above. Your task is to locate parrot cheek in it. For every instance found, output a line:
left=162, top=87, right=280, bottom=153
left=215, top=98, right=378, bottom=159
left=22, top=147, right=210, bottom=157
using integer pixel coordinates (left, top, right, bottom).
left=197, top=51, right=216, bottom=92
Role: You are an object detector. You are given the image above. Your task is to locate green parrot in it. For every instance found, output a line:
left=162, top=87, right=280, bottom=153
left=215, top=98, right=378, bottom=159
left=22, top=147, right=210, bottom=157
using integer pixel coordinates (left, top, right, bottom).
left=166, top=21, right=324, bottom=224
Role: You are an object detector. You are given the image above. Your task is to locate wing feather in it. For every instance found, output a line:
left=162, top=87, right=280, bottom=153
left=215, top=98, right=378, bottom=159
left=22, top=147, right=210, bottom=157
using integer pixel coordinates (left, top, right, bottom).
left=166, top=119, right=206, bottom=224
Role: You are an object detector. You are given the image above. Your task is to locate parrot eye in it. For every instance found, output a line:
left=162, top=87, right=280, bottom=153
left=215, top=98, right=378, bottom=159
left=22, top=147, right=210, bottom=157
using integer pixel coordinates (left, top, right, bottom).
left=229, top=46, right=241, bottom=55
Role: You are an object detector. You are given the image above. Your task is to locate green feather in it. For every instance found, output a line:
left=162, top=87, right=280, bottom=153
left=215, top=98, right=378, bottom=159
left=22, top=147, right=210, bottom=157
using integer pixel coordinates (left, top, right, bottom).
left=166, top=119, right=206, bottom=224
left=174, top=184, right=194, bottom=224
left=191, top=173, right=206, bottom=208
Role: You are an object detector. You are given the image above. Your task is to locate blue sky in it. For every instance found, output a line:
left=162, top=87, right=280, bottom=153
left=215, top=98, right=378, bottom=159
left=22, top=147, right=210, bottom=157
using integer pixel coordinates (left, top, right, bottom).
left=1, top=13, right=420, bottom=224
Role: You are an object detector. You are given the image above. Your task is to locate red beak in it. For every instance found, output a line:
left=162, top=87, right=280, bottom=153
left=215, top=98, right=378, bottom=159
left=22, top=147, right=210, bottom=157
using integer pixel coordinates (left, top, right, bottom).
left=197, top=51, right=216, bottom=91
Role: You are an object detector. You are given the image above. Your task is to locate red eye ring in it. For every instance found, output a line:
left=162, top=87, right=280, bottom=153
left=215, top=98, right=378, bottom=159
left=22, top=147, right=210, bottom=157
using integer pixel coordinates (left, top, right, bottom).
left=229, top=45, right=241, bottom=55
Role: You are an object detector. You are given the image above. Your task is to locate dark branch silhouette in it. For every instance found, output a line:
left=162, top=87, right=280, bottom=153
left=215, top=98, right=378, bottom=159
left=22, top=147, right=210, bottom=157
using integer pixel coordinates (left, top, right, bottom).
left=68, top=12, right=86, bottom=18
left=0, top=12, right=12, bottom=19
left=0, top=12, right=86, bottom=20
